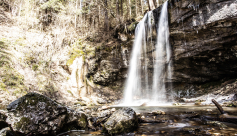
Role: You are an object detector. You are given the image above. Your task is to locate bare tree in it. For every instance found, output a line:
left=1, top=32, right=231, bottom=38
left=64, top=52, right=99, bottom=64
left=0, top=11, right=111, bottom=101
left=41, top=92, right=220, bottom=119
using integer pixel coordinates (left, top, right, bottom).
left=120, top=0, right=123, bottom=21
left=104, top=0, right=109, bottom=31
left=141, top=0, right=143, bottom=15
left=147, top=0, right=155, bottom=10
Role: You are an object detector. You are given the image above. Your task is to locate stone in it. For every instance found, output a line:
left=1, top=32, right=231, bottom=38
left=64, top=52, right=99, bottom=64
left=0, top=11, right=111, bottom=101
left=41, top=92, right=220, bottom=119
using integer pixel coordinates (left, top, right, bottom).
left=0, top=127, right=12, bottom=136
left=104, top=107, right=138, bottom=135
left=99, top=106, right=110, bottom=111
left=5, top=92, right=87, bottom=135
left=74, top=101, right=87, bottom=106
left=66, top=109, right=88, bottom=129
left=152, top=110, right=166, bottom=115
left=0, top=111, right=8, bottom=130
left=111, top=108, right=116, bottom=112
left=97, top=98, right=107, bottom=104
left=173, top=103, right=182, bottom=106
left=151, top=0, right=237, bottom=97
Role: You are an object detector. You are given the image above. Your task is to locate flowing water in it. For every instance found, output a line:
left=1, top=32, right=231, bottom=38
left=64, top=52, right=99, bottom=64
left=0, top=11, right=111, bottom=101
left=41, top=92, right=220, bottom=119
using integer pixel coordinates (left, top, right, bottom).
left=58, top=106, right=237, bottom=136
left=121, top=1, right=172, bottom=106
left=122, top=12, right=148, bottom=105
left=152, top=1, right=172, bottom=104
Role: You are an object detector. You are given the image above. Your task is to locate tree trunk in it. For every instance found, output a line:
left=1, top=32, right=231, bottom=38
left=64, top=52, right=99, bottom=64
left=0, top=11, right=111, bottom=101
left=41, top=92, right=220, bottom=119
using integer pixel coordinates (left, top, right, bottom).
left=129, top=0, right=131, bottom=19
left=120, top=0, right=123, bottom=22
left=116, top=0, right=120, bottom=23
left=116, top=0, right=120, bottom=16
left=126, top=0, right=129, bottom=19
left=148, top=0, right=155, bottom=10
left=104, top=0, right=109, bottom=31
left=156, top=0, right=159, bottom=7
left=75, top=0, right=78, bottom=28
left=141, top=0, right=143, bottom=15
left=135, top=0, right=137, bottom=17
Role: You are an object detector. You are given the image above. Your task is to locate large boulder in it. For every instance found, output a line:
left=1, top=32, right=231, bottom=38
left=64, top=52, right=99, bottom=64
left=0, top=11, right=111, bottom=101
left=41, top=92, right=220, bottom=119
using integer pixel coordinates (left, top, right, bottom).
left=104, top=107, right=138, bottom=135
left=5, top=92, right=87, bottom=135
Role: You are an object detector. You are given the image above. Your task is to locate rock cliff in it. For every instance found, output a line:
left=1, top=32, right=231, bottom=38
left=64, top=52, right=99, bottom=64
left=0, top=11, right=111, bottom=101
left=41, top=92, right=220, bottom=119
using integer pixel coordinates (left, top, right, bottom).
left=166, top=0, right=237, bottom=96
left=90, top=0, right=237, bottom=98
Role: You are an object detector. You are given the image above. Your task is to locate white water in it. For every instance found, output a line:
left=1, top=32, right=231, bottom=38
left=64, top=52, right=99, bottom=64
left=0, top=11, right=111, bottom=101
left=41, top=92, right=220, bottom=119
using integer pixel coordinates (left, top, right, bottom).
left=122, top=13, right=148, bottom=105
left=121, top=1, right=172, bottom=106
left=152, top=1, right=172, bottom=104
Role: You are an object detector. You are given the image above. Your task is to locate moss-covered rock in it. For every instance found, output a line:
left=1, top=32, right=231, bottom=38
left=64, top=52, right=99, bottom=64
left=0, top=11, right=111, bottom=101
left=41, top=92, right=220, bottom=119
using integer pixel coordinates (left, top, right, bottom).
left=6, top=92, right=88, bottom=135
left=63, top=108, right=88, bottom=131
left=104, top=107, right=138, bottom=135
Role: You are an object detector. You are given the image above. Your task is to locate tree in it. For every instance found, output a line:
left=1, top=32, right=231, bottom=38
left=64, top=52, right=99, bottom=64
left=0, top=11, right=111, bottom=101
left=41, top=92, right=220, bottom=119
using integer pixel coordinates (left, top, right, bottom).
left=147, top=0, right=155, bottom=10
left=141, top=0, right=143, bottom=15
left=120, top=0, right=123, bottom=21
left=104, top=0, right=109, bottom=31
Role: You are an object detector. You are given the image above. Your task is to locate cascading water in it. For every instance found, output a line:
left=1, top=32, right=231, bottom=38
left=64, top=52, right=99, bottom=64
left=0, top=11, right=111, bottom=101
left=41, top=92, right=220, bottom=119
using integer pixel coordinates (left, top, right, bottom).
left=122, top=12, right=149, bottom=106
left=121, top=1, right=172, bottom=106
left=152, top=1, right=172, bottom=104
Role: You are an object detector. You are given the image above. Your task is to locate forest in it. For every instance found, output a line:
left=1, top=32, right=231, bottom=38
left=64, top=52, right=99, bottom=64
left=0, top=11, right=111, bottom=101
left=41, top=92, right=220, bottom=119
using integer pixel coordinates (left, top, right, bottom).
left=0, top=0, right=237, bottom=135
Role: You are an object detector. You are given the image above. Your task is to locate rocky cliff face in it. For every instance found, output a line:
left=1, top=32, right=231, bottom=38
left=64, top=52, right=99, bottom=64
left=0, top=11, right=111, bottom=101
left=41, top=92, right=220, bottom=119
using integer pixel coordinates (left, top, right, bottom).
left=86, top=0, right=237, bottom=99
left=150, top=0, right=237, bottom=97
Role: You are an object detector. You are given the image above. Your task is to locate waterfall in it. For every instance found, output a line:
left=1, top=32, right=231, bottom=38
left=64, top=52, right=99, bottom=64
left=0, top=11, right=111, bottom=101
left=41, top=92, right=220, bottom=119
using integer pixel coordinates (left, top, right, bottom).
left=152, top=1, right=172, bottom=104
left=121, top=1, right=172, bottom=106
left=122, top=12, right=148, bottom=105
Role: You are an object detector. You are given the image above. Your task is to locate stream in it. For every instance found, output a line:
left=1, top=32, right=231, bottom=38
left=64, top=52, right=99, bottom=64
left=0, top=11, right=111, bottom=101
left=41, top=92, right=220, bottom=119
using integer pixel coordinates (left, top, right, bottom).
left=58, top=105, right=237, bottom=136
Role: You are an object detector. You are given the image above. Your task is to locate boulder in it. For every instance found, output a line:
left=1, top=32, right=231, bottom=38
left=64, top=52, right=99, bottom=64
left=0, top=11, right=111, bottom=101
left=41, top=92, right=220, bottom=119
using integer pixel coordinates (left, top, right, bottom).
left=104, top=107, right=138, bottom=135
left=63, top=108, right=88, bottom=131
left=5, top=92, right=87, bottom=135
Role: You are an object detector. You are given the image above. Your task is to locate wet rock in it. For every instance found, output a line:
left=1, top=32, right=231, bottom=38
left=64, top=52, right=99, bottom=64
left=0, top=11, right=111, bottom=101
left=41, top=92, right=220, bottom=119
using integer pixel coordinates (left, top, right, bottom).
left=173, top=103, right=182, bottom=106
left=0, top=111, right=8, bottom=130
left=0, top=111, right=7, bottom=122
left=206, top=121, right=227, bottom=128
left=104, top=107, right=138, bottom=135
left=111, top=108, right=116, bottom=112
left=0, top=127, right=13, bottom=136
left=98, top=106, right=110, bottom=111
left=66, top=109, right=88, bottom=129
left=152, top=110, right=165, bottom=115
left=140, top=102, right=147, bottom=106
left=96, top=98, right=107, bottom=104
left=226, top=101, right=237, bottom=107
left=5, top=92, right=87, bottom=135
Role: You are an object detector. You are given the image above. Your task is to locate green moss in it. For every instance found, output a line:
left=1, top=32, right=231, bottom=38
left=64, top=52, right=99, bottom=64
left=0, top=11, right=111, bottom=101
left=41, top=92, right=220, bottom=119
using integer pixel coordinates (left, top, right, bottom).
left=67, top=39, right=85, bottom=66
left=0, top=39, right=27, bottom=95
left=105, top=46, right=112, bottom=52
left=15, top=117, right=30, bottom=130
left=15, top=37, right=26, bottom=46
left=67, top=90, right=73, bottom=96
left=45, top=82, right=56, bottom=92
left=40, top=0, right=66, bottom=13
left=90, top=75, right=93, bottom=81
left=0, top=82, right=7, bottom=91
left=128, top=21, right=139, bottom=32
left=74, top=101, right=86, bottom=106
left=32, top=64, right=39, bottom=71
left=78, top=113, right=87, bottom=128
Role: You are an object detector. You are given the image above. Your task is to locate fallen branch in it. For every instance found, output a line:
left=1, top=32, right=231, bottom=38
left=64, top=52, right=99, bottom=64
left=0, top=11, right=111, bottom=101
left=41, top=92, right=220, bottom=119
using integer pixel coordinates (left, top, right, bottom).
left=212, top=99, right=225, bottom=114
left=211, top=99, right=237, bottom=124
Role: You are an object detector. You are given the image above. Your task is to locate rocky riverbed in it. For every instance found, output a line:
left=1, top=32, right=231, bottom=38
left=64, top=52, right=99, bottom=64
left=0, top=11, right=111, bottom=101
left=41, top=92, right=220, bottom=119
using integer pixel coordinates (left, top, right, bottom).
left=0, top=92, right=237, bottom=136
